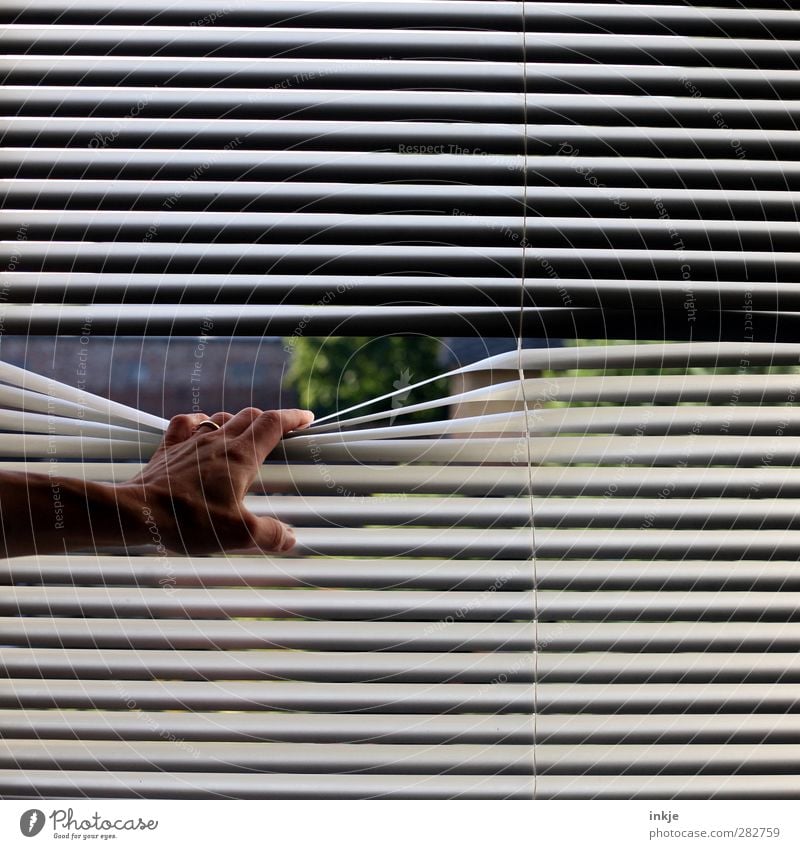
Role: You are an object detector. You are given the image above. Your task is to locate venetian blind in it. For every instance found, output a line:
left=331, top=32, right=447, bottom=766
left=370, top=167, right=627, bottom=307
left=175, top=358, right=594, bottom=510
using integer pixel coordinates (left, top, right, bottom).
left=1, top=0, right=800, bottom=800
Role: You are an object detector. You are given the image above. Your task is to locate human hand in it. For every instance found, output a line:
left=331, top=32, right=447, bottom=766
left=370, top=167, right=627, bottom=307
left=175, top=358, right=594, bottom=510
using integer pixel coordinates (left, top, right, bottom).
left=116, top=407, right=314, bottom=555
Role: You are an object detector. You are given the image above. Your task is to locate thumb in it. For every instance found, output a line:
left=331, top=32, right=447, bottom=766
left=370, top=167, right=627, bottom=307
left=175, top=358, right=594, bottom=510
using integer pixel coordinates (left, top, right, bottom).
left=247, top=514, right=297, bottom=553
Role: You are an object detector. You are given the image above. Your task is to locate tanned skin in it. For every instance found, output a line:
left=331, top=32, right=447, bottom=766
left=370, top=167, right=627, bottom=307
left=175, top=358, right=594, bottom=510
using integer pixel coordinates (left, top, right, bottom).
left=0, top=407, right=314, bottom=559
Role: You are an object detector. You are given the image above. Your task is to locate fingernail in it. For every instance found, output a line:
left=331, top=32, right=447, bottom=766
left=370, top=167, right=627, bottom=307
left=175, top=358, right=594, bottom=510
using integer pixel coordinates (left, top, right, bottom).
left=298, top=410, right=315, bottom=429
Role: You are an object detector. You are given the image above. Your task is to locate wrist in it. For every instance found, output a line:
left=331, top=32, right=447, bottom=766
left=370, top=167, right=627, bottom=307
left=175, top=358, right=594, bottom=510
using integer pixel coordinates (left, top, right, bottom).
left=97, top=481, right=154, bottom=549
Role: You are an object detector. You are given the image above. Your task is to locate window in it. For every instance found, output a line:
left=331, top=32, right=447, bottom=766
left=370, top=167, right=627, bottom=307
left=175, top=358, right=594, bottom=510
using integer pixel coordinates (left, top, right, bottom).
left=1, top=0, right=799, bottom=800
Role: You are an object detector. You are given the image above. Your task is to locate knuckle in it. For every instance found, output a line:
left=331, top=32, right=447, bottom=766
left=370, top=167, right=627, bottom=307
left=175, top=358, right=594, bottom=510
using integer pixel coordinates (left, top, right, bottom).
left=225, top=441, right=250, bottom=463
left=258, top=410, right=281, bottom=429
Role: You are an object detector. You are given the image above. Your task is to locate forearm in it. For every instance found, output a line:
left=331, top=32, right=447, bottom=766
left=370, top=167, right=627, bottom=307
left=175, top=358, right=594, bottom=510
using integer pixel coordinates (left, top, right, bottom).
left=0, top=471, right=148, bottom=558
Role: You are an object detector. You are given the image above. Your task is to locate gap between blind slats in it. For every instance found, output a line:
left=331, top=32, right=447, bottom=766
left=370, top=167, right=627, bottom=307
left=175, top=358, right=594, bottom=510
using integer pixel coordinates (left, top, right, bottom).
left=38, top=339, right=788, bottom=373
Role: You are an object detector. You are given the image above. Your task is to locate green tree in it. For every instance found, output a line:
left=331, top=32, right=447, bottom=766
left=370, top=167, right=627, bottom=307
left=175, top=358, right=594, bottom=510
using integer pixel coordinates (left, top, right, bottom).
left=285, top=335, right=449, bottom=421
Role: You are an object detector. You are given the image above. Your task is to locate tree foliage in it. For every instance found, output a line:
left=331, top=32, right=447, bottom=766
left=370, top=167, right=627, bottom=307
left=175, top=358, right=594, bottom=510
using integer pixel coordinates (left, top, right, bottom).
left=285, top=335, right=449, bottom=421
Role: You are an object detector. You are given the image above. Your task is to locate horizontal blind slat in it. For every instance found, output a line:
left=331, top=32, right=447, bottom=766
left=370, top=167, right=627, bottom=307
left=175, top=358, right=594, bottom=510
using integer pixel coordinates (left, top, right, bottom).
left=5, top=740, right=800, bottom=775
left=0, top=1, right=525, bottom=29
left=0, top=709, right=533, bottom=744
left=10, top=242, right=800, bottom=281
left=5, top=710, right=800, bottom=746
left=4, top=305, right=800, bottom=340
left=5, top=555, right=800, bottom=591
left=25, top=271, right=800, bottom=311
left=248, top=494, right=800, bottom=529
left=10, top=211, right=800, bottom=249
left=9, top=183, right=800, bottom=219
left=9, top=587, right=800, bottom=620
left=7, top=90, right=800, bottom=130
left=0, top=617, right=537, bottom=650
left=0, top=648, right=536, bottom=682
left=7, top=617, right=800, bottom=651
left=536, top=775, right=800, bottom=801
left=5, top=119, right=800, bottom=157
left=7, top=28, right=800, bottom=68
left=193, top=435, right=799, bottom=468
left=10, top=150, right=800, bottom=190
left=0, top=769, right=533, bottom=800
left=0, top=739, right=534, bottom=774
left=5, top=649, right=800, bottom=684
left=8, top=460, right=800, bottom=497
left=0, top=679, right=534, bottom=712
left=6, top=58, right=800, bottom=96
left=4, top=679, right=800, bottom=713
left=291, top=527, right=800, bottom=559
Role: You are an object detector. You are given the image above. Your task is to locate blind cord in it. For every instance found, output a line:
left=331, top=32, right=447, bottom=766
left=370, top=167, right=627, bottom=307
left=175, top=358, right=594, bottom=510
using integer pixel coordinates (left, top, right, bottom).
left=517, top=0, right=539, bottom=803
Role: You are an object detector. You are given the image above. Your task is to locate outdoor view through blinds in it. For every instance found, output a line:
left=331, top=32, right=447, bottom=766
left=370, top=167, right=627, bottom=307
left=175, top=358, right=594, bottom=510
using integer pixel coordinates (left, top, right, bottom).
left=2, top=0, right=800, bottom=803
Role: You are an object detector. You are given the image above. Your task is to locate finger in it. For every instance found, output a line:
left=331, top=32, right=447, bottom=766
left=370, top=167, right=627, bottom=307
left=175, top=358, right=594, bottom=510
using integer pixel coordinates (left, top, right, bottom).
left=248, top=515, right=296, bottom=553
left=238, top=409, right=315, bottom=462
left=209, top=412, right=235, bottom=426
left=189, top=411, right=234, bottom=438
left=163, top=413, right=211, bottom=446
left=220, top=407, right=263, bottom=438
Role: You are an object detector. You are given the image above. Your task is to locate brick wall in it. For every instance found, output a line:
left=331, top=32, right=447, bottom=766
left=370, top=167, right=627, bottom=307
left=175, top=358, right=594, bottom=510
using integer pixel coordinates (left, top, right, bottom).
left=0, top=336, right=297, bottom=419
